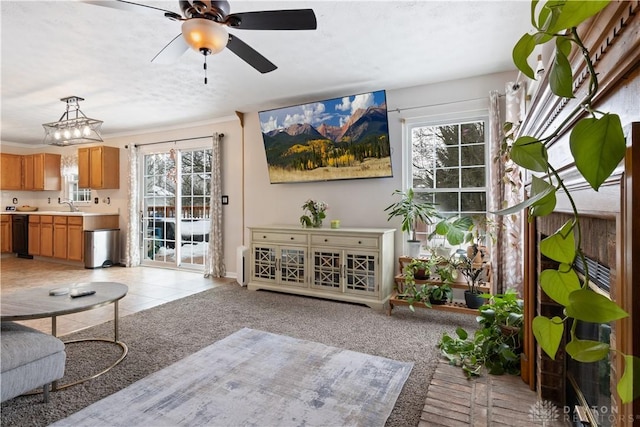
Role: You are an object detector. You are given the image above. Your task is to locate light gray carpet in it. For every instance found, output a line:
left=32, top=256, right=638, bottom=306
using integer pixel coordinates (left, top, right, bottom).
left=51, top=328, right=413, bottom=427
left=0, top=284, right=477, bottom=427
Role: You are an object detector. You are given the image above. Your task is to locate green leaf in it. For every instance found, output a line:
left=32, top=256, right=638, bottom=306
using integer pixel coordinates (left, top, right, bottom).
left=547, top=1, right=610, bottom=33
left=539, top=265, right=581, bottom=306
left=529, top=176, right=557, bottom=217
left=536, top=0, right=562, bottom=32
left=570, top=114, right=626, bottom=191
left=513, top=33, right=536, bottom=79
left=532, top=316, right=564, bottom=360
left=494, top=176, right=554, bottom=216
left=617, top=354, right=640, bottom=404
left=565, top=289, right=629, bottom=323
left=455, top=327, right=468, bottom=340
left=511, top=136, right=549, bottom=172
left=549, top=46, right=574, bottom=98
left=540, top=220, right=575, bottom=264
left=566, top=338, right=610, bottom=362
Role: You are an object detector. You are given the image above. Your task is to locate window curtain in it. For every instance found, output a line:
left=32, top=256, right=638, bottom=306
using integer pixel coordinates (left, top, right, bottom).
left=204, top=132, right=226, bottom=278
left=125, top=144, right=140, bottom=267
left=489, top=84, right=525, bottom=294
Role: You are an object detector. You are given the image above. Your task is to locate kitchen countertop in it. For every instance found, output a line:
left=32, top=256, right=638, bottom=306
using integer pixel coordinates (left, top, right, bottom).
left=2, top=211, right=118, bottom=217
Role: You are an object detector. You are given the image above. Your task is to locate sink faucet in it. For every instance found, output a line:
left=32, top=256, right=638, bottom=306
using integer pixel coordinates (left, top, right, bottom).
left=60, top=199, right=78, bottom=212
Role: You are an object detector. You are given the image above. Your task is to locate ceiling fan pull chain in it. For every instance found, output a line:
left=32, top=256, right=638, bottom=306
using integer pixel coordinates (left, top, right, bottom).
left=204, top=55, right=208, bottom=85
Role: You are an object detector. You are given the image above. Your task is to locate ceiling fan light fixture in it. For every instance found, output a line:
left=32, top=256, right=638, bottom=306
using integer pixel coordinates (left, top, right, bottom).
left=182, top=18, right=229, bottom=55
left=42, top=96, right=103, bottom=146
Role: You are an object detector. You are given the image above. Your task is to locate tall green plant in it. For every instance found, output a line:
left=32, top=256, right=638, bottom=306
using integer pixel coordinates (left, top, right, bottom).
left=503, top=0, right=638, bottom=403
left=384, top=189, right=440, bottom=240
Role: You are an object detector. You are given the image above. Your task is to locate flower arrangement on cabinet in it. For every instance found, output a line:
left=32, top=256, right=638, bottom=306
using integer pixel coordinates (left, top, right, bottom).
left=300, top=199, right=328, bottom=228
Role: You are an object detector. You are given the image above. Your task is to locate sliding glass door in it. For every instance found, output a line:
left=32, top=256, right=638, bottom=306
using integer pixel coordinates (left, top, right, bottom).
left=141, top=147, right=212, bottom=270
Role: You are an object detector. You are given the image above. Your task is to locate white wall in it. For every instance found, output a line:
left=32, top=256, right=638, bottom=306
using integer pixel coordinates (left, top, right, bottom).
left=243, top=71, right=516, bottom=258
left=1, top=70, right=516, bottom=274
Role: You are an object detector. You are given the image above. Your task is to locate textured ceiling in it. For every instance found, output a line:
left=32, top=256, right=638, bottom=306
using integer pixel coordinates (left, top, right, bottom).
left=1, top=1, right=532, bottom=146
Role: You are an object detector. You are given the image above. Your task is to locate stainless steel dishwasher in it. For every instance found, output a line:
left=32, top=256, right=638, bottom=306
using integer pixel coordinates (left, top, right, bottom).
left=11, top=215, right=32, bottom=259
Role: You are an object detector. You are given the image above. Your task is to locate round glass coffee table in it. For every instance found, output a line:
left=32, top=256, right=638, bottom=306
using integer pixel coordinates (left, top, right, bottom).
left=1, top=281, right=128, bottom=390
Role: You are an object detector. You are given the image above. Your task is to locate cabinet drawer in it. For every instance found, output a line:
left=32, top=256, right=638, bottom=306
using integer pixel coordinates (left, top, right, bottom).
left=54, top=216, right=68, bottom=225
left=40, top=215, right=53, bottom=224
left=29, top=215, right=40, bottom=224
left=252, top=231, right=307, bottom=244
left=67, top=217, right=83, bottom=226
left=311, top=234, right=379, bottom=249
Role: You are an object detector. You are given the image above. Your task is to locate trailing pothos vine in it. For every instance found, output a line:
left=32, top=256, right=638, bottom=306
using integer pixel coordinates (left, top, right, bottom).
left=500, top=0, right=639, bottom=404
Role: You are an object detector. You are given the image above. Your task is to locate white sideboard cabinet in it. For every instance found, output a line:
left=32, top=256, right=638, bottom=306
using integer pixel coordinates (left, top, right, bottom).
left=248, top=225, right=395, bottom=309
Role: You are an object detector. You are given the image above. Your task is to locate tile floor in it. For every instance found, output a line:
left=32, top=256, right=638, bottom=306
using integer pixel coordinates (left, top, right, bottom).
left=0, top=255, right=234, bottom=336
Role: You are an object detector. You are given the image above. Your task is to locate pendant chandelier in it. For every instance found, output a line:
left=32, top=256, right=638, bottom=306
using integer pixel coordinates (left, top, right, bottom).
left=42, top=96, right=103, bottom=146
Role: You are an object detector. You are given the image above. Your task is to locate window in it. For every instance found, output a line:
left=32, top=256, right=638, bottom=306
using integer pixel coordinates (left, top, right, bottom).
left=68, top=173, right=92, bottom=203
left=61, top=154, right=91, bottom=203
left=406, top=117, right=488, bottom=243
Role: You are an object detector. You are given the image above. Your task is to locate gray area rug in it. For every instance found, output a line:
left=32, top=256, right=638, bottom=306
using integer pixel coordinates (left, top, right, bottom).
left=51, top=328, right=413, bottom=427
left=1, top=284, right=477, bottom=427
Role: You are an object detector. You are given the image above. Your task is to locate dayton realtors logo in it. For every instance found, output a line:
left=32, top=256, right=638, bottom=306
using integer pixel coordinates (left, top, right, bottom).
left=528, top=400, right=560, bottom=424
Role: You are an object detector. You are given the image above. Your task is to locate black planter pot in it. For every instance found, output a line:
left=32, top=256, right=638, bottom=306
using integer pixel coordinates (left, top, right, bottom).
left=464, top=290, right=484, bottom=309
left=429, top=296, right=448, bottom=305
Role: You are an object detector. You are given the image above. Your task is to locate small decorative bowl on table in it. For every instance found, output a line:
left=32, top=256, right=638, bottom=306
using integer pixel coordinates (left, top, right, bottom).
left=16, top=206, right=38, bottom=212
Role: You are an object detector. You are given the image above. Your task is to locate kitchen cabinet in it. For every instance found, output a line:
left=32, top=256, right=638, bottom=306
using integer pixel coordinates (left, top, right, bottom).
left=0, top=153, right=23, bottom=190
left=28, top=215, right=41, bottom=255
left=1, top=216, right=12, bottom=253
left=78, top=146, right=119, bottom=189
left=249, top=226, right=395, bottom=310
left=23, top=153, right=61, bottom=191
left=53, top=216, right=68, bottom=259
left=40, top=216, right=54, bottom=257
left=67, top=217, right=84, bottom=261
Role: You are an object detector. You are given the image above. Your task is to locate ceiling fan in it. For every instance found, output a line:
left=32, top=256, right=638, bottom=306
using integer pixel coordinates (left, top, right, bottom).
left=83, top=1, right=317, bottom=75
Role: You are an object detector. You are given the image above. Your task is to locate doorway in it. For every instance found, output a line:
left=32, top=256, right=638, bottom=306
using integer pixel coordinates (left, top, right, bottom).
left=141, top=147, right=212, bottom=270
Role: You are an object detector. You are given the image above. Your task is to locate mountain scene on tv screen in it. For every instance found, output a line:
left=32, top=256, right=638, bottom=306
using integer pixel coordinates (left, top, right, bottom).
left=259, top=91, right=393, bottom=183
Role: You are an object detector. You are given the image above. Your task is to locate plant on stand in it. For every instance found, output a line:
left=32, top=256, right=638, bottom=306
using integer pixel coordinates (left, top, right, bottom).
left=300, top=199, right=327, bottom=228
left=385, top=189, right=440, bottom=257
left=502, top=0, right=638, bottom=404
left=451, top=247, right=489, bottom=309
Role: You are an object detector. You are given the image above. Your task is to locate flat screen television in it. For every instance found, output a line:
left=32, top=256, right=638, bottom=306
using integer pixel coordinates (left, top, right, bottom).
left=258, top=89, right=393, bottom=184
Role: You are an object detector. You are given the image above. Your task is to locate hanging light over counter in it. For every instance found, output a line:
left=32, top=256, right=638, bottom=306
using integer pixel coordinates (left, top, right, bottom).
left=42, top=96, right=103, bottom=146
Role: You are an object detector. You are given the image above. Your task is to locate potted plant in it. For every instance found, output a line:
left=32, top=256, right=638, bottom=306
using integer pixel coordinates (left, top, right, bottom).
left=450, top=247, right=488, bottom=309
left=385, top=189, right=440, bottom=257
left=477, top=289, right=524, bottom=339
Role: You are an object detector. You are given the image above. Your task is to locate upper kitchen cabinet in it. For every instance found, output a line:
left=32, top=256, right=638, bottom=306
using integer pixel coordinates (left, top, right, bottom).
left=23, top=153, right=61, bottom=191
left=78, top=146, right=119, bottom=189
left=0, top=153, right=23, bottom=190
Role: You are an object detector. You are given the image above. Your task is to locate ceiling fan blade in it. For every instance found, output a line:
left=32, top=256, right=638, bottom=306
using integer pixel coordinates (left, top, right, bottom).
left=226, top=35, right=277, bottom=74
left=151, top=34, right=190, bottom=64
left=225, top=9, right=317, bottom=30
left=81, top=0, right=177, bottom=15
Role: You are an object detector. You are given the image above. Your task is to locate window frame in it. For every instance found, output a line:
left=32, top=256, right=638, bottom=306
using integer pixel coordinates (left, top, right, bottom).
left=403, top=113, right=490, bottom=247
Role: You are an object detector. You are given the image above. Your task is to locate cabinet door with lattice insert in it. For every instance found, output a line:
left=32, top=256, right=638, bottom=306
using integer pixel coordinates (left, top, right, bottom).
left=278, top=246, right=307, bottom=287
left=310, top=248, right=342, bottom=292
left=252, top=245, right=277, bottom=284
left=344, top=251, right=378, bottom=296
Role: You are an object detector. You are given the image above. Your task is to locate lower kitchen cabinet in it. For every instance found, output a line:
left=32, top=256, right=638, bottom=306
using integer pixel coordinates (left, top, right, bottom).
left=53, top=216, right=68, bottom=259
left=40, top=216, right=54, bottom=257
left=249, top=226, right=395, bottom=310
left=28, top=215, right=41, bottom=255
left=67, top=217, right=84, bottom=261
left=1, top=216, right=11, bottom=253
